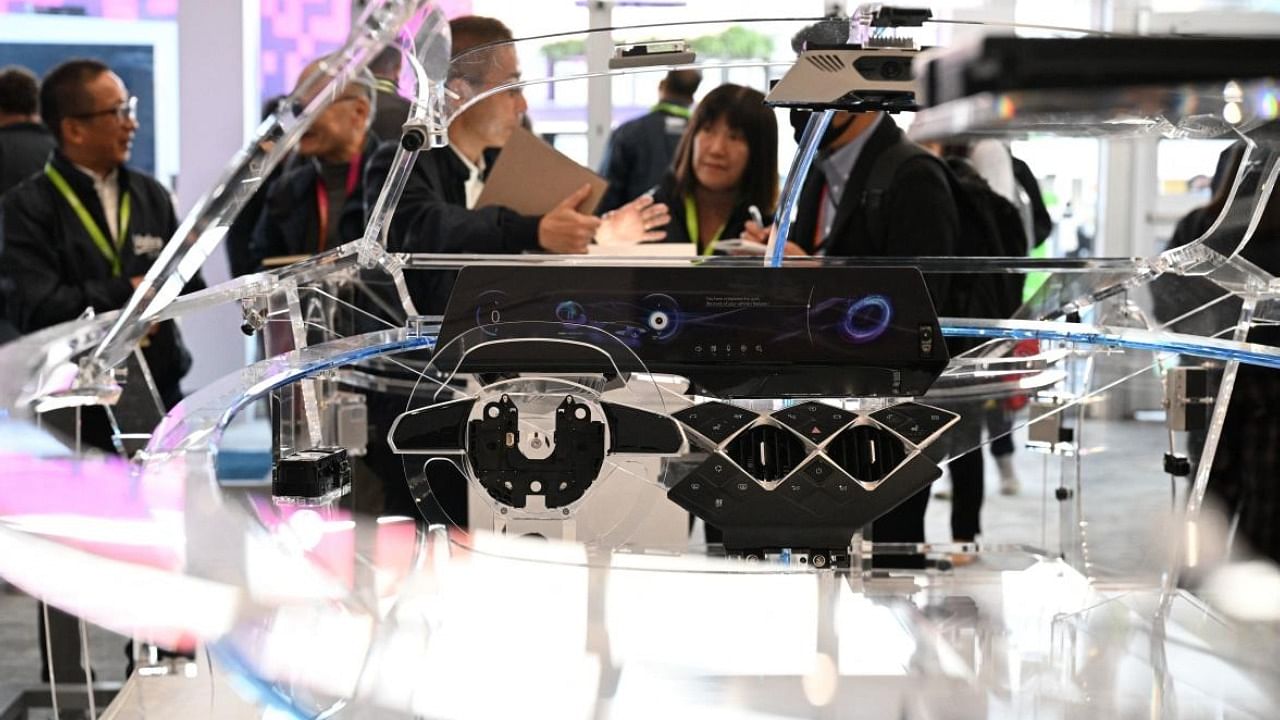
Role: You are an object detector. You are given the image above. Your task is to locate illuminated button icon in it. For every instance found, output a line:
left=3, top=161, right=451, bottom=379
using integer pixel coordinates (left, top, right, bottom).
left=755, top=344, right=763, bottom=352
left=695, top=345, right=703, bottom=353
left=711, top=345, right=717, bottom=352
left=740, top=344, right=748, bottom=353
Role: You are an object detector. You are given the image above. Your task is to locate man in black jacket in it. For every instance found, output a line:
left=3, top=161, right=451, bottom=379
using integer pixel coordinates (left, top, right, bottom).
left=0, top=56, right=202, bottom=683
left=0, top=65, right=55, bottom=343
left=252, top=58, right=380, bottom=265
left=365, top=15, right=658, bottom=315
left=0, top=65, right=56, bottom=197
left=0, top=59, right=202, bottom=414
left=359, top=16, right=666, bottom=523
left=597, top=69, right=702, bottom=214
left=361, top=16, right=601, bottom=523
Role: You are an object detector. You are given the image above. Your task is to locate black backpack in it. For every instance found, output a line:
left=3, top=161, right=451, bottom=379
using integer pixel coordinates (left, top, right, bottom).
left=863, top=143, right=1028, bottom=322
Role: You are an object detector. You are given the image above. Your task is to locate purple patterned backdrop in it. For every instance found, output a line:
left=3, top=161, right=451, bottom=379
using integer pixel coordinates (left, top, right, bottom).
left=1, top=0, right=176, bottom=18
left=1, top=0, right=473, bottom=103
left=261, top=0, right=473, bottom=101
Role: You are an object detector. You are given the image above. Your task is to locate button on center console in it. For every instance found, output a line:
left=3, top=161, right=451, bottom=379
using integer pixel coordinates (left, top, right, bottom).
left=772, top=402, right=858, bottom=444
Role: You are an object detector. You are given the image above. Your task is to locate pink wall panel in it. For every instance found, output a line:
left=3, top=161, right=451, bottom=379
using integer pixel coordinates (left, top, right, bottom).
left=1, top=0, right=475, bottom=102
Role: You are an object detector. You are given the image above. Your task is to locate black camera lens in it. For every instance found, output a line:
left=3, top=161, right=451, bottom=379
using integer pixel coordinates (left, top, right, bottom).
left=880, top=60, right=904, bottom=80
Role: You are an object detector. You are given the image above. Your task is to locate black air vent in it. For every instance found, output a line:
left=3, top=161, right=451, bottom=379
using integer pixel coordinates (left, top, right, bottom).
left=725, top=425, right=807, bottom=482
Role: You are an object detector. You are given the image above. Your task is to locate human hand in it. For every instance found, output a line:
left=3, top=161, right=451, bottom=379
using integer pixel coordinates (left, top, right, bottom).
left=130, top=276, right=146, bottom=289
left=741, top=219, right=770, bottom=245
left=538, top=184, right=600, bottom=254
left=728, top=221, right=808, bottom=256
left=596, top=193, right=670, bottom=245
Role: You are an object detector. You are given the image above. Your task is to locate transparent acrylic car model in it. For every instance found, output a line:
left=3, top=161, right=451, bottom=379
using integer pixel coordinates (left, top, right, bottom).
left=0, top=8, right=1278, bottom=719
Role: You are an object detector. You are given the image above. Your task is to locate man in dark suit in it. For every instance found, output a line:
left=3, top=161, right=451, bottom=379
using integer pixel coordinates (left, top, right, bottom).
left=360, top=16, right=606, bottom=523
left=597, top=69, right=702, bottom=213
left=359, top=16, right=666, bottom=523
left=779, top=97, right=963, bottom=562
left=784, top=110, right=958, bottom=267
left=366, top=15, right=664, bottom=315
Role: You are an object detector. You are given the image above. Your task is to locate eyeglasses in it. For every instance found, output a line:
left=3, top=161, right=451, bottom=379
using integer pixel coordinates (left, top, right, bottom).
left=72, top=96, right=137, bottom=123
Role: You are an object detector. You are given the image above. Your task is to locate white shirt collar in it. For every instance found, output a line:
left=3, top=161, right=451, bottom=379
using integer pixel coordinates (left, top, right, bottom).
left=71, top=162, right=122, bottom=241
left=448, top=145, right=487, bottom=180
left=448, top=145, right=487, bottom=209
left=71, top=161, right=118, bottom=187
left=815, top=113, right=884, bottom=249
left=819, top=113, right=883, bottom=201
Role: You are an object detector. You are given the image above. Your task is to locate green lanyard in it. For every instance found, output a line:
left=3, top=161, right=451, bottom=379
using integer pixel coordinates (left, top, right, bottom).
left=683, top=195, right=725, bottom=257
left=654, top=101, right=691, bottom=119
left=45, top=164, right=131, bottom=277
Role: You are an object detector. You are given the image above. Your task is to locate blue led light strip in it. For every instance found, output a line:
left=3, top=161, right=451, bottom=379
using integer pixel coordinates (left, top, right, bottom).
left=941, top=318, right=1280, bottom=370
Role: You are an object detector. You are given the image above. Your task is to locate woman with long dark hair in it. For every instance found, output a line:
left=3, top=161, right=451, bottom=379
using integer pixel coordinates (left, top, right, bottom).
left=644, top=83, right=778, bottom=255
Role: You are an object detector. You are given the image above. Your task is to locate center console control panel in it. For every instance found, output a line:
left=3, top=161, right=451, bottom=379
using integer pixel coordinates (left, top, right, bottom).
left=667, top=400, right=959, bottom=563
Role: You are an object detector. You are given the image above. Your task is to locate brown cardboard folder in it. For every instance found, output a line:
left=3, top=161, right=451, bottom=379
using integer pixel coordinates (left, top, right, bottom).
left=475, top=126, right=607, bottom=216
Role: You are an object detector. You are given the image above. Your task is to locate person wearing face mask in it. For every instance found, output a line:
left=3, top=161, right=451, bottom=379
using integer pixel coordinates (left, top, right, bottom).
left=250, top=57, right=381, bottom=266
left=646, top=83, right=778, bottom=256
left=774, top=108, right=959, bottom=270
left=365, top=15, right=669, bottom=315
left=749, top=22, right=963, bottom=566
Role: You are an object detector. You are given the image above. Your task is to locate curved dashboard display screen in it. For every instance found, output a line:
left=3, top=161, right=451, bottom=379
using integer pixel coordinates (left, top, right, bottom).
left=438, top=266, right=948, bottom=398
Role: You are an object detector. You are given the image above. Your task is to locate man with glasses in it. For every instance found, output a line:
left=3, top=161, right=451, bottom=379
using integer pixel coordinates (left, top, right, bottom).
left=366, top=15, right=668, bottom=315
left=1, top=59, right=201, bottom=416
left=0, top=57, right=201, bottom=684
left=359, top=16, right=668, bottom=524
left=251, top=56, right=382, bottom=266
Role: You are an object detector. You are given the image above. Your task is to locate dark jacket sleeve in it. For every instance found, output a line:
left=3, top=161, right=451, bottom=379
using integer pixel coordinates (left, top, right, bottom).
left=1013, top=158, right=1052, bottom=246
left=0, top=192, right=133, bottom=332
left=886, top=156, right=959, bottom=306
left=597, top=128, right=634, bottom=215
left=368, top=144, right=541, bottom=255
left=249, top=182, right=293, bottom=267
left=225, top=180, right=271, bottom=277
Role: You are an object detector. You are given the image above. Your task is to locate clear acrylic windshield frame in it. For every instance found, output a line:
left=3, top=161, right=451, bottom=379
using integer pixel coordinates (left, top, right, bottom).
left=0, top=15, right=1278, bottom=718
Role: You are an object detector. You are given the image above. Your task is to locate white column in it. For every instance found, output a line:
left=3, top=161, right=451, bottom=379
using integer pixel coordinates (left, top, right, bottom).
left=176, top=0, right=261, bottom=391
left=1095, top=2, right=1149, bottom=258
left=585, top=0, right=613, bottom=170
